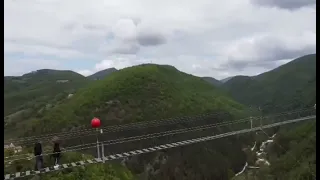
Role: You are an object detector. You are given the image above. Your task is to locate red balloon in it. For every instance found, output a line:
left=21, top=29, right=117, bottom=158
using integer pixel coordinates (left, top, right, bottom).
left=91, top=117, right=101, bottom=128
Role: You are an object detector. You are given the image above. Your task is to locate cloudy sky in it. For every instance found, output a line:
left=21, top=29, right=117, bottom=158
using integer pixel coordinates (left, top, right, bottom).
left=4, top=0, right=316, bottom=80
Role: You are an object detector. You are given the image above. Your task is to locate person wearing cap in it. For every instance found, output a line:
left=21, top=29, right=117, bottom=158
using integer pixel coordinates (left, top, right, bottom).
left=34, top=141, right=44, bottom=170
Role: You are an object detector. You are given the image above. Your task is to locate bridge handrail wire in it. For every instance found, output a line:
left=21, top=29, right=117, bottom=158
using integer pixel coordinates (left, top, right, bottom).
left=5, top=107, right=313, bottom=145
left=5, top=118, right=252, bottom=162
left=5, top=111, right=231, bottom=143
left=5, top=107, right=314, bottom=160
left=4, top=115, right=316, bottom=180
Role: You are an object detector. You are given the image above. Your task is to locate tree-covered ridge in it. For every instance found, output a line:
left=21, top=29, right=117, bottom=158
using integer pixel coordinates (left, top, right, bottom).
left=4, top=54, right=316, bottom=180
left=4, top=69, right=90, bottom=138
left=227, top=54, right=316, bottom=180
left=222, top=54, right=316, bottom=113
left=11, top=64, right=254, bottom=180
left=30, top=64, right=248, bottom=134
left=268, top=120, right=316, bottom=180
left=234, top=120, right=316, bottom=180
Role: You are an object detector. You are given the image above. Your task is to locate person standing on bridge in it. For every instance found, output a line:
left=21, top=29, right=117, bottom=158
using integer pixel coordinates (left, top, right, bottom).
left=51, top=136, right=61, bottom=167
left=34, top=141, right=44, bottom=170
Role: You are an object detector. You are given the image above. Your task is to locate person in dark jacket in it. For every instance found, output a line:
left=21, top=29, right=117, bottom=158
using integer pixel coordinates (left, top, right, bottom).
left=34, top=141, right=44, bottom=170
left=51, top=142, right=61, bottom=166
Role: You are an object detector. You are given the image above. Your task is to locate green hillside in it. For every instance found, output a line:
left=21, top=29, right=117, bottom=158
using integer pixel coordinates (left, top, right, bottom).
left=222, top=54, right=316, bottom=113
left=20, top=64, right=253, bottom=180
left=31, top=64, right=248, bottom=134
left=268, top=120, right=316, bottom=179
left=5, top=56, right=316, bottom=179
left=224, top=54, right=316, bottom=180
left=234, top=119, right=316, bottom=180
left=4, top=69, right=90, bottom=138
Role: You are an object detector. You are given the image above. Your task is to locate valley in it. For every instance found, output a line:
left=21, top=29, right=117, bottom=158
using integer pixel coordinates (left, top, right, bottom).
left=4, top=54, right=316, bottom=180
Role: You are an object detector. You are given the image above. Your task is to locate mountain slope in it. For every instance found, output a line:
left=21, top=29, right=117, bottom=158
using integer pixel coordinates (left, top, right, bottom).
left=268, top=120, right=316, bottom=179
left=234, top=119, right=316, bottom=180
left=222, top=54, right=316, bottom=113
left=4, top=69, right=90, bottom=138
left=221, top=76, right=234, bottom=83
left=25, top=64, right=252, bottom=180
left=88, top=68, right=118, bottom=80
left=224, top=54, right=316, bottom=180
left=202, top=76, right=222, bottom=86
left=34, top=64, right=248, bottom=132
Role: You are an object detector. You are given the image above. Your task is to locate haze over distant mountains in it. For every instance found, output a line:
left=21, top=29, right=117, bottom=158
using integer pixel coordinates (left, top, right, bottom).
left=87, top=68, right=118, bottom=80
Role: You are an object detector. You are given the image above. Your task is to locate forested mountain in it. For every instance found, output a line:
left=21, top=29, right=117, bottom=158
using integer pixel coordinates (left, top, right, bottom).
left=220, top=76, right=234, bottom=83
left=228, top=54, right=316, bottom=180
left=4, top=54, right=316, bottom=180
left=88, top=68, right=118, bottom=80
left=19, top=64, right=252, bottom=180
left=222, top=54, right=316, bottom=114
left=4, top=69, right=91, bottom=138
left=4, top=69, right=89, bottom=115
left=29, top=64, right=248, bottom=132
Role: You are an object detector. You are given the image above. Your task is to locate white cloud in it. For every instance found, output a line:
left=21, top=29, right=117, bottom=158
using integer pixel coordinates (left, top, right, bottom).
left=112, top=19, right=137, bottom=41
left=4, top=0, right=316, bottom=79
left=251, top=0, right=316, bottom=10
left=220, top=31, right=316, bottom=70
left=4, top=41, right=88, bottom=59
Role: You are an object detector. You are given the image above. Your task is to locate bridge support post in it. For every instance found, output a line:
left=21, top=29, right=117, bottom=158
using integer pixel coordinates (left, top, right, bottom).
left=96, top=129, right=103, bottom=159
left=98, top=129, right=104, bottom=160
left=259, top=115, right=263, bottom=127
left=259, top=107, right=262, bottom=127
left=101, top=142, right=105, bottom=163
left=96, top=138, right=100, bottom=159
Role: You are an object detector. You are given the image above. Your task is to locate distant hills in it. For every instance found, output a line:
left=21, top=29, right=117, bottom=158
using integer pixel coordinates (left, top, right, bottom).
left=4, top=69, right=89, bottom=116
left=4, top=54, right=316, bottom=135
left=201, top=77, right=222, bottom=86
left=22, top=64, right=249, bottom=180
left=32, top=64, right=247, bottom=133
left=88, top=68, right=227, bottom=87
left=220, top=76, right=234, bottom=83
left=87, top=69, right=227, bottom=86
left=85, top=69, right=235, bottom=86
left=4, top=69, right=91, bottom=138
left=87, top=68, right=118, bottom=80
left=221, top=54, right=316, bottom=113
left=3, top=54, right=316, bottom=180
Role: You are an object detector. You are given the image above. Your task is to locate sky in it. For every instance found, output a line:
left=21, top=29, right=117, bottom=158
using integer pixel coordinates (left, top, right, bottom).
left=4, top=0, right=316, bottom=80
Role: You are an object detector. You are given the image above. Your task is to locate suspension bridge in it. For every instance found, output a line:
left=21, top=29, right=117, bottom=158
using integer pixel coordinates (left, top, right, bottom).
left=5, top=111, right=232, bottom=145
left=4, top=107, right=316, bottom=179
